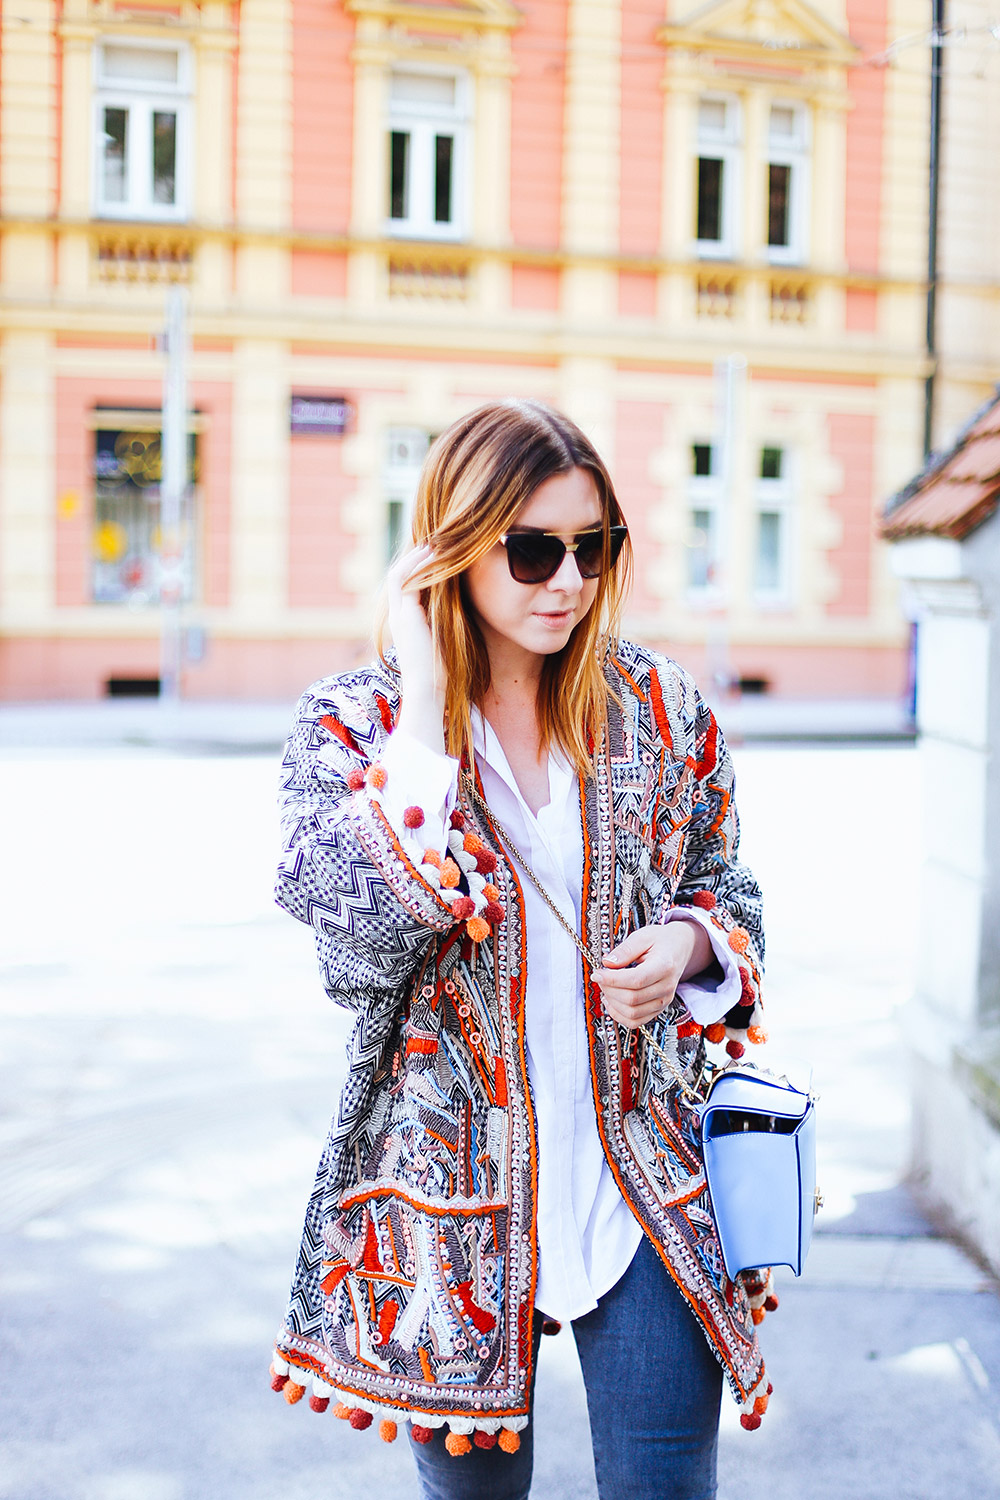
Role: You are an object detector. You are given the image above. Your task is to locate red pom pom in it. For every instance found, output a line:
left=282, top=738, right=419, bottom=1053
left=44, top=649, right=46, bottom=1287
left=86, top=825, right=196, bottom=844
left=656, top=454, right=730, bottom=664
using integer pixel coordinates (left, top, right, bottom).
left=676, top=1019, right=700, bottom=1038
left=349, top=1407, right=373, bottom=1430
left=475, top=850, right=498, bottom=875
left=726, top=1039, right=745, bottom=1060
left=483, top=901, right=505, bottom=925
left=309, top=1395, right=330, bottom=1413
left=452, top=896, right=475, bottom=920
left=704, top=1022, right=726, bottom=1045
left=346, top=767, right=365, bottom=791
left=411, top=1425, right=435, bottom=1444
left=691, top=890, right=716, bottom=910
left=740, top=1412, right=762, bottom=1431
left=403, top=806, right=425, bottom=829
left=767, top=1382, right=773, bottom=1396
left=449, top=810, right=466, bottom=831
left=270, top=1371, right=289, bottom=1391
left=474, top=1430, right=498, bottom=1449
left=740, top=968, right=755, bottom=1005
left=764, top=1294, right=779, bottom=1312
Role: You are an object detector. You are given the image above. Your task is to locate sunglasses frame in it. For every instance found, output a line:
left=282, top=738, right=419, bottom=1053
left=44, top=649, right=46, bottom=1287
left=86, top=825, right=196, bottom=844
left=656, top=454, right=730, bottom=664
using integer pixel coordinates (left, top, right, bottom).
left=498, top=524, right=629, bottom=584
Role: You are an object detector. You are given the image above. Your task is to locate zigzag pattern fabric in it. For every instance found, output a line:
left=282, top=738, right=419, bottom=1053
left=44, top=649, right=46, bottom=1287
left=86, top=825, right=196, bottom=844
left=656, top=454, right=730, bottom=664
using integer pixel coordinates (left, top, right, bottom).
left=271, top=641, right=772, bottom=1442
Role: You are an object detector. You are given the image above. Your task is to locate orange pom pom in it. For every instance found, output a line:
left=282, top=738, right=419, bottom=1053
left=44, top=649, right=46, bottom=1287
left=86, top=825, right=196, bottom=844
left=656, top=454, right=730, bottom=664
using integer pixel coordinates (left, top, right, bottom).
left=284, top=1380, right=306, bottom=1404
left=497, top=1428, right=521, bottom=1454
left=751, top=1305, right=765, bottom=1325
left=445, top=1433, right=472, bottom=1456
left=482, top=882, right=500, bottom=902
left=747, top=1025, right=768, bottom=1045
left=346, top=767, right=366, bottom=791
left=422, top=848, right=442, bottom=868
left=366, top=763, right=388, bottom=790
left=728, top=926, right=750, bottom=954
left=379, top=1420, right=398, bottom=1443
left=333, top=1402, right=352, bottom=1419
left=466, top=917, right=490, bottom=943
left=439, top=859, right=461, bottom=889
left=463, top=833, right=485, bottom=856
left=704, top=1022, right=726, bottom=1045
left=754, top=1394, right=769, bottom=1415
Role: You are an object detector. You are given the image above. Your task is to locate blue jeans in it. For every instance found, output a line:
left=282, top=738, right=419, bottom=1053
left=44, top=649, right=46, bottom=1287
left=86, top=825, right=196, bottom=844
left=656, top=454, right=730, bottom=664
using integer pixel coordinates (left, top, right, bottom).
left=408, top=1235, right=723, bottom=1500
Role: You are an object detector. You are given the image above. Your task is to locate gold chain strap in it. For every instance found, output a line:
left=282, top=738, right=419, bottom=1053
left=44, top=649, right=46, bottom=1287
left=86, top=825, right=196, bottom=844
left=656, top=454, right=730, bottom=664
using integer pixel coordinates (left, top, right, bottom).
left=463, top=779, right=707, bottom=1104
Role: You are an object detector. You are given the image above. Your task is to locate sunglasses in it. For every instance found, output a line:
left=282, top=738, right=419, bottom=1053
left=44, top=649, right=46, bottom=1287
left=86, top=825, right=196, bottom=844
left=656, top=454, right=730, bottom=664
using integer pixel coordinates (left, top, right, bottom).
left=499, top=525, right=628, bottom=584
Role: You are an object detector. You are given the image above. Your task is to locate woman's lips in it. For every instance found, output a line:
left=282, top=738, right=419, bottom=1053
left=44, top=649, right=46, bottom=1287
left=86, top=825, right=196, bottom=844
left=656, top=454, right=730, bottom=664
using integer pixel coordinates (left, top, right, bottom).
left=534, top=609, right=575, bottom=628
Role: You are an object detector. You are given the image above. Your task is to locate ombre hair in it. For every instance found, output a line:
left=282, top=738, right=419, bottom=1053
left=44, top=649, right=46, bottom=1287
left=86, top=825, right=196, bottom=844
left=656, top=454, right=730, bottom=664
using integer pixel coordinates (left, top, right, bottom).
left=377, top=399, right=632, bottom=776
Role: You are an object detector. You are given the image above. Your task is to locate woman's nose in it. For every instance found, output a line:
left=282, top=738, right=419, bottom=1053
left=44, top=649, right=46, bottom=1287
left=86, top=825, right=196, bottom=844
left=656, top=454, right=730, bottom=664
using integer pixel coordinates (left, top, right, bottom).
left=547, top=548, right=584, bottom=591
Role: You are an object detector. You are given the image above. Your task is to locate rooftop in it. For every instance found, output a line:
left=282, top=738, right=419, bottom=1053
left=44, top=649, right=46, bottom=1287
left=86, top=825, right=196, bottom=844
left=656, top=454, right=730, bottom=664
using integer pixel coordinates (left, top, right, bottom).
left=882, top=386, right=1000, bottom=541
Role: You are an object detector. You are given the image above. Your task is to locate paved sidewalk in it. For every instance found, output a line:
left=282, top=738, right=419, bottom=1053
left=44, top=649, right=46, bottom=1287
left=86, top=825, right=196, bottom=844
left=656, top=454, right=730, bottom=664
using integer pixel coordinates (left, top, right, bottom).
left=1, top=740, right=997, bottom=1500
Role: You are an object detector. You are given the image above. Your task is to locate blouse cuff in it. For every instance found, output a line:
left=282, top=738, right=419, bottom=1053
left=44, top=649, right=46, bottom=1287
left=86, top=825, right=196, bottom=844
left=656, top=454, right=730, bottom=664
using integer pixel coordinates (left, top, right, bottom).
left=665, top=906, right=742, bottom=1026
left=377, top=727, right=460, bottom=854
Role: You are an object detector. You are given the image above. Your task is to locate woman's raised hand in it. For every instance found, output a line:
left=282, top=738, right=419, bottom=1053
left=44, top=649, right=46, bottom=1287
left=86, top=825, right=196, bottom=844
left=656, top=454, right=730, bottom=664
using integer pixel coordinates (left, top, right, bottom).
left=592, top=922, right=714, bottom=1029
left=387, top=543, right=447, bottom=755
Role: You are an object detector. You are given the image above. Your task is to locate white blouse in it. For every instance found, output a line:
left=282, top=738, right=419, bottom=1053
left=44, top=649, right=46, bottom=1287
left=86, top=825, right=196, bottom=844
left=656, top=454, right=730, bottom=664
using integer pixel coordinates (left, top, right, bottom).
left=377, top=719, right=740, bottom=1323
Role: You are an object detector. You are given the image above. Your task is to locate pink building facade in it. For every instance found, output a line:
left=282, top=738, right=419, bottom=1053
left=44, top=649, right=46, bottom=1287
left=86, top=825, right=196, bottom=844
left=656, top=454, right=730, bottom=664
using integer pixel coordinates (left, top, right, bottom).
left=0, top=0, right=935, bottom=701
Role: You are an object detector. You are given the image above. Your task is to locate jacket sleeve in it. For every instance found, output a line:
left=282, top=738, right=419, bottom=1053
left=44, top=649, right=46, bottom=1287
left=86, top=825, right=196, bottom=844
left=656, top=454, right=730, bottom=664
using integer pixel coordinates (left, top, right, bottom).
left=671, top=687, right=765, bottom=1025
left=274, top=680, right=458, bottom=1011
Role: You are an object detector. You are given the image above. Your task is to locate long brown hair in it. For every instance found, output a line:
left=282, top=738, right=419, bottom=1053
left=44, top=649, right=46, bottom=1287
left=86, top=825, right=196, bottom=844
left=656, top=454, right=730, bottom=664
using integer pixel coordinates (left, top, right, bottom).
left=378, top=399, right=632, bottom=775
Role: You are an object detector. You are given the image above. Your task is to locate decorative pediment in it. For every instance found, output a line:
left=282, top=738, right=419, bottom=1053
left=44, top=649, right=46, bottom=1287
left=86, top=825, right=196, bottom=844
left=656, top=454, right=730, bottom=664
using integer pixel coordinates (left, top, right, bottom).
left=345, top=0, right=521, bottom=34
left=659, top=0, right=857, bottom=70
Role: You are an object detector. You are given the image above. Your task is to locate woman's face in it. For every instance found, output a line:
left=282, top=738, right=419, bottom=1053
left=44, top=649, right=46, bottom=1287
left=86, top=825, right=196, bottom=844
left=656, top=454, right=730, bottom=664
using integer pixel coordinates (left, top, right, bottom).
left=463, top=466, right=604, bottom=672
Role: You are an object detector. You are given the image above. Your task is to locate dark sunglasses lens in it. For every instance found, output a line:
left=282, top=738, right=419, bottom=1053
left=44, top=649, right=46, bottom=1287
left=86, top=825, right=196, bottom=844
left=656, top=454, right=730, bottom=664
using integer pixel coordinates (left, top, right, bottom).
left=505, top=534, right=565, bottom=583
left=574, top=534, right=606, bottom=578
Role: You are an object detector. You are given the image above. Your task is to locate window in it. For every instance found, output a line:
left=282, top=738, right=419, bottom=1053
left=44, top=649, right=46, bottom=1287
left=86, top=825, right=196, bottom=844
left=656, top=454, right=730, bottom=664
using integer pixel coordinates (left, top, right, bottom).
left=92, top=422, right=197, bottom=604
left=93, top=42, right=190, bottom=220
left=387, top=71, right=469, bottom=240
left=754, top=445, right=793, bottom=600
left=384, top=427, right=431, bottom=564
left=686, top=442, right=723, bottom=594
left=695, top=97, right=741, bottom=259
left=766, top=104, right=808, bottom=264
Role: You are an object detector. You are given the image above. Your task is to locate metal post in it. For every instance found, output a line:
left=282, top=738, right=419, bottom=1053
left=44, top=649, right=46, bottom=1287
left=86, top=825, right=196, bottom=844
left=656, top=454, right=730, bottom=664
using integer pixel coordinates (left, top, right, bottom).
left=159, top=285, right=188, bottom=703
left=923, top=0, right=945, bottom=460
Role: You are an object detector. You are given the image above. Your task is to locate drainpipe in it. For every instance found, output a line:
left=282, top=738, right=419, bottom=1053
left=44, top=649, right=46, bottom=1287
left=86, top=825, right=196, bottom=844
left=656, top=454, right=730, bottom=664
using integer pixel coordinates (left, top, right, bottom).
left=923, top=0, right=945, bottom=460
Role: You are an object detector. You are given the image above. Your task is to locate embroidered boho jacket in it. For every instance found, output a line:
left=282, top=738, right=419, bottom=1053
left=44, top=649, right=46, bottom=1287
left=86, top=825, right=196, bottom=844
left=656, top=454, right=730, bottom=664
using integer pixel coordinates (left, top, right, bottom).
left=271, top=640, right=771, bottom=1441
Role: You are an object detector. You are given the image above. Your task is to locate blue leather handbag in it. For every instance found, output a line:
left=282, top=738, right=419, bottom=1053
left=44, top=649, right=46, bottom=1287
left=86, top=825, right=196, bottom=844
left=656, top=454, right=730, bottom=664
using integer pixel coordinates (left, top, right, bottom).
left=699, top=1068, right=817, bottom=1280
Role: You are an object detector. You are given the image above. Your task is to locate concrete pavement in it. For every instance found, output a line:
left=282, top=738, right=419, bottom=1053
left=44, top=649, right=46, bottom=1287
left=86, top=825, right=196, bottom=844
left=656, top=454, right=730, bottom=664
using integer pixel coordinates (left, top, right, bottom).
left=1, top=729, right=997, bottom=1500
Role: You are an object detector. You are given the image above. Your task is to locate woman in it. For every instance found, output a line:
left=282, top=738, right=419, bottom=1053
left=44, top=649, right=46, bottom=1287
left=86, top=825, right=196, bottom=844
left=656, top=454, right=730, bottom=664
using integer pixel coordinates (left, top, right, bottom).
left=269, top=400, right=773, bottom=1500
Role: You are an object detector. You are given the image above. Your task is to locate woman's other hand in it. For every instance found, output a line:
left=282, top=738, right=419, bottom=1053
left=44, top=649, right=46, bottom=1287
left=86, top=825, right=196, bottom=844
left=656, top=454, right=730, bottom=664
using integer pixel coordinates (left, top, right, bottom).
left=592, top=922, right=714, bottom=1029
left=387, top=544, right=446, bottom=755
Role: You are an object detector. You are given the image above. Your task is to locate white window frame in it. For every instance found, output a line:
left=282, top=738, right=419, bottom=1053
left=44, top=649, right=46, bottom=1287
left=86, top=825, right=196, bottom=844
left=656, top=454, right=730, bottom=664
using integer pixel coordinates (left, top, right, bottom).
left=765, top=102, right=810, bottom=266
left=694, top=95, right=742, bottom=261
left=753, top=446, right=795, bottom=604
left=384, top=426, right=430, bottom=563
left=92, top=39, right=191, bottom=222
left=386, top=69, right=471, bottom=242
left=686, top=443, right=725, bottom=601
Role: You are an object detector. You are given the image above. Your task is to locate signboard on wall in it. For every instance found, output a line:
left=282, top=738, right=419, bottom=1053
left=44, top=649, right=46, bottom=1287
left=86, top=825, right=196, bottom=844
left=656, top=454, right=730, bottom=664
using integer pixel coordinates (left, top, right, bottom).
left=290, top=394, right=354, bottom=436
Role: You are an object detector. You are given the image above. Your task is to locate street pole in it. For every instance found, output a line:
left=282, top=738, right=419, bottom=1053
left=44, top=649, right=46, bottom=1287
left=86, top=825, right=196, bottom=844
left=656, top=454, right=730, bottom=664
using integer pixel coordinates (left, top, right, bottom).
left=160, top=285, right=188, bottom=704
left=923, top=0, right=945, bottom=460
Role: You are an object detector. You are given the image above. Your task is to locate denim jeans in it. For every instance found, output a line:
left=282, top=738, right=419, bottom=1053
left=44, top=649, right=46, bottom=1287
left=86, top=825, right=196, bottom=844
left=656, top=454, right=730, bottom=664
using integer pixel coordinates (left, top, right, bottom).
left=408, top=1235, right=723, bottom=1500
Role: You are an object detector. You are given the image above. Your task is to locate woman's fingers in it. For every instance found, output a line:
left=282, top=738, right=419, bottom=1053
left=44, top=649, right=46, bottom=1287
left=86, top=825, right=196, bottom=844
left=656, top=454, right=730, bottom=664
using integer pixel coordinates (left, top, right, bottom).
left=593, top=923, right=698, bottom=1029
